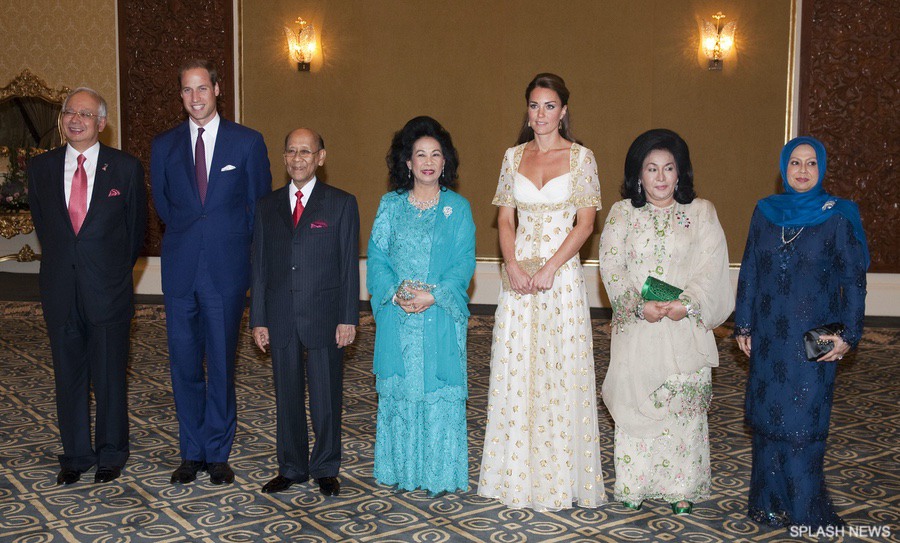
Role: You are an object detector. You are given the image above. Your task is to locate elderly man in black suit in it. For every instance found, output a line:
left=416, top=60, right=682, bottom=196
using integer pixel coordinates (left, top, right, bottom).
left=28, top=87, right=147, bottom=485
left=250, top=128, right=359, bottom=497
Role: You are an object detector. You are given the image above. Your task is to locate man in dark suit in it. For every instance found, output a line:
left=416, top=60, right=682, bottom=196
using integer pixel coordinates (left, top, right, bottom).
left=151, top=59, right=271, bottom=485
left=28, top=87, right=147, bottom=485
left=250, top=128, right=359, bottom=497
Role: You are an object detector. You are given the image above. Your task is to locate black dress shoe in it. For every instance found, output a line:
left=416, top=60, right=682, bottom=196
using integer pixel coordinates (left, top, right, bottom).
left=57, top=468, right=83, bottom=485
left=208, top=462, right=235, bottom=485
left=94, top=467, right=122, bottom=483
left=316, top=476, right=340, bottom=496
left=171, top=460, right=206, bottom=484
left=261, top=475, right=298, bottom=493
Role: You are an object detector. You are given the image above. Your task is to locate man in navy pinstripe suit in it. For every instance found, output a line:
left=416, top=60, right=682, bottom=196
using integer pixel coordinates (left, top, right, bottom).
left=250, top=128, right=359, bottom=496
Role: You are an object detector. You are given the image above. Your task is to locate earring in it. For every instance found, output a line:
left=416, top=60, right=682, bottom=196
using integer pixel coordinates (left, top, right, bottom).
left=441, top=166, right=445, bottom=179
left=638, top=183, right=643, bottom=194
left=408, top=168, right=412, bottom=179
left=558, top=121, right=563, bottom=130
left=675, top=180, right=679, bottom=191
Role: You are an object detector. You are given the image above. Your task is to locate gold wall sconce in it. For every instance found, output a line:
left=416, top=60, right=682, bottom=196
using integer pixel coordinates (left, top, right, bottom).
left=702, top=12, right=736, bottom=71
left=284, top=17, right=317, bottom=71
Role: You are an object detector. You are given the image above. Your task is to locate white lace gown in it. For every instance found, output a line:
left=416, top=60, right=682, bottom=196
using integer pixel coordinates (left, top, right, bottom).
left=478, top=143, right=606, bottom=511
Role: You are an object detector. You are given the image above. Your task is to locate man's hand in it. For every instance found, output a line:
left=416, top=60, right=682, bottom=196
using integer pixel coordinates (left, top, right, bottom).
left=336, top=324, right=356, bottom=348
left=252, top=326, right=270, bottom=353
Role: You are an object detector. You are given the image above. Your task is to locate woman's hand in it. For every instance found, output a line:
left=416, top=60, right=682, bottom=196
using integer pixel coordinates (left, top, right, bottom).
left=660, top=301, right=688, bottom=321
left=817, top=334, right=850, bottom=362
left=506, top=262, right=534, bottom=295
left=642, top=301, right=669, bottom=323
left=398, top=289, right=435, bottom=314
left=531, top=264, right=558, bottom=294
left=736, top=335, right=751, bottom=357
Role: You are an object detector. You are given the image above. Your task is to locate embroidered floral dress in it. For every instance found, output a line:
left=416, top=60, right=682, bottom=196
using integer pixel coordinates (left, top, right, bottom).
left=367, top=190, right=476, bottom=493
left=478, top=143, right=606, bottom=511
left=598, top=199, right=733, bottom=504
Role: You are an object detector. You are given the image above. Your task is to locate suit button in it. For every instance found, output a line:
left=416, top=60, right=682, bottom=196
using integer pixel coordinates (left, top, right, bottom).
left=200, top=214, right=207, bottom=219
left=291, top=266, right=296, bottom=271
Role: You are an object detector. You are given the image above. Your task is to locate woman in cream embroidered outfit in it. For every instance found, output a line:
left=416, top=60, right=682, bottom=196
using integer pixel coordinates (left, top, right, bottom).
left=598, top=129, right=733, bottom=514
left=478, top=73, right=605, bottom=511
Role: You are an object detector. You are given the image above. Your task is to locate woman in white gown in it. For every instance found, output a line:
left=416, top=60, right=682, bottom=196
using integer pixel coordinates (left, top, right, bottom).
left=478, top=73, right=605, bottom=511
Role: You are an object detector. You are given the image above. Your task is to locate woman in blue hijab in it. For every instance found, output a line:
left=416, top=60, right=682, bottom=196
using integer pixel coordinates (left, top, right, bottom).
left=734, top=136, right=868, bottom=529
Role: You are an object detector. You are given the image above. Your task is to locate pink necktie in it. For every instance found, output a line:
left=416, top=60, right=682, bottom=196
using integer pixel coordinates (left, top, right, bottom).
left=69, top=154, right=87, bottom=234
left=196, top=127, right=208, bottom=203
left=293, top=191, right=304, bottom=227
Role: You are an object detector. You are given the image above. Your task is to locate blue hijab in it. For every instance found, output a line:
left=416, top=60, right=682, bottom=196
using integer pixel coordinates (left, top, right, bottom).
left=757, top=136, right=869, bottom=268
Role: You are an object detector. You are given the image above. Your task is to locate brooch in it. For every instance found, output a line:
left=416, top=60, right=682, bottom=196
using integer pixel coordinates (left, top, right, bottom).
left=822, top=200, right=835, bottom=211
left=443, top=206, right=452, bottom=218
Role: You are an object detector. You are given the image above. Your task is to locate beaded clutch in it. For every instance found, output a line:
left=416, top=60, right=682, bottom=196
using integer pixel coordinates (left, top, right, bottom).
left=803, top=323, right=844, bottom=361
left=500, top=257, right=544, bottom=291
left=396, top=279, right=434, bottom=301
left=640, top=276, right=683, bottom=301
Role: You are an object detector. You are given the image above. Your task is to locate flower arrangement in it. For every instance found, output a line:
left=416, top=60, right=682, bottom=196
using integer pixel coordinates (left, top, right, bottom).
left=0, top=146, right=45, bottom=212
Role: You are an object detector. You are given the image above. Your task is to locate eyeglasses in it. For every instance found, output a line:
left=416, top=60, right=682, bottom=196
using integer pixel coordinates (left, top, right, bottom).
left=283, top=149, right=320, bottom=160
left=61, top=109, right=103, bottom=121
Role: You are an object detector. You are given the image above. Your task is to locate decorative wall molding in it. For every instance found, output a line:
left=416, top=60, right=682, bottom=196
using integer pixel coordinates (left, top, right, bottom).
left=0, top=69, right=70, bottom=104
left=117, top=0, right=236, bottom=256
left=798, top=0, right=899, bottom=272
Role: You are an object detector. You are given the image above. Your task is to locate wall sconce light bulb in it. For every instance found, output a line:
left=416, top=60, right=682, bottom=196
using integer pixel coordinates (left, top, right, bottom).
left=702, top=12, right=736, bottom=71
left=284, top=17, right=317, bottom=72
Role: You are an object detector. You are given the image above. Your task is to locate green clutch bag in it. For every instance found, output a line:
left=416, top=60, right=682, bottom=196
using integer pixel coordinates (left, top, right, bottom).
left=641, top=276, right=683, bottom=301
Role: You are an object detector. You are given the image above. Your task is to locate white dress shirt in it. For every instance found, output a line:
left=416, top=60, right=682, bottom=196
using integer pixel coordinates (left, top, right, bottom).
left=64, top=142, right=101, bottom=211
left=290, top=176, right=317, bottom=211
left=189, top=112, right=220, bottom=174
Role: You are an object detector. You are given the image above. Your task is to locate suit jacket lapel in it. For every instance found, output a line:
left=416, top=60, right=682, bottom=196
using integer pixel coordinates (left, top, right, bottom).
left=173, top=122, right=200, bottom=204
left=207, top=119, right=231, bottom=204
left=274, top=185, right=293, bottom=231
left=48, top=147, right=70, bottom=230
left=296, top=182, right=326, bottom=231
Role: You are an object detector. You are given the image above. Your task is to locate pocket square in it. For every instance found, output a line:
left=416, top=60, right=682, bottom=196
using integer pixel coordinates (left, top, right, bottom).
left=310, top=220, right=328, bottom=229
left=108, top=189, right=121, bottom=197
left=220, top=165, right=237, bottom=172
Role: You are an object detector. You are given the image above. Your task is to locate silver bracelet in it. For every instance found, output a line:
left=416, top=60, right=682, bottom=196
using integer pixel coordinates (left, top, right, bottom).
left=635, top=303, right=646, bottom=320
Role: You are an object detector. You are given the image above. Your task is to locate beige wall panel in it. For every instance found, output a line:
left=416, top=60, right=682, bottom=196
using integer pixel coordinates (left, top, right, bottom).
left=241, top=0, right=791, bottom=261
left=0, top=0, right=119, bottom=146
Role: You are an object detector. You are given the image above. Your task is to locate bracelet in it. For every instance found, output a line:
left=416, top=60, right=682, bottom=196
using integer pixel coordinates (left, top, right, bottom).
left=680, top=297, right=701, bottom=319
left=635, top=303, right=645, bottom=320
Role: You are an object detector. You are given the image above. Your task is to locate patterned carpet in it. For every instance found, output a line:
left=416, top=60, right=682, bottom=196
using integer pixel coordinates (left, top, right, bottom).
left=0, top=302, right=897, bottom=543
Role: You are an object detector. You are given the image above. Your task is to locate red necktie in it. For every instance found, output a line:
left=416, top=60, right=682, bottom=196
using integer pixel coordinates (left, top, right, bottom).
left=195, top=127, right=208, bottom=203
left=69, top=154, right=87, bottom=234
left=293, top=191, right=304, bottom=227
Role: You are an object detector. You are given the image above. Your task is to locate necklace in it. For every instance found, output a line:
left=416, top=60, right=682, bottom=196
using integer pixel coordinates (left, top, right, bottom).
left=408, top=191, right=440, bottom=217
left=651, top=206, right=674, bottom=238
left=781, top=226, right=804, bottom=244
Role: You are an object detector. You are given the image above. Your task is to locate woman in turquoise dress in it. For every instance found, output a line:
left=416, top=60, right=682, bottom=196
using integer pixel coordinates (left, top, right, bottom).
left=367, top=116, right=476, bottom=496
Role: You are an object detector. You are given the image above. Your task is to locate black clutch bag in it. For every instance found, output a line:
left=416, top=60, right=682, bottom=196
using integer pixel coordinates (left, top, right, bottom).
left=803, top=323, right=845, bottom=361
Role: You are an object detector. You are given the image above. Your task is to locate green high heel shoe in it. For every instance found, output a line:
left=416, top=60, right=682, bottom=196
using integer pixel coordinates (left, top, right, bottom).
left=622, top=500, right=643, bottom=511
left=671, top=500, right=693, bottom=515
